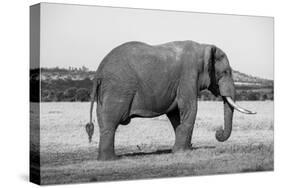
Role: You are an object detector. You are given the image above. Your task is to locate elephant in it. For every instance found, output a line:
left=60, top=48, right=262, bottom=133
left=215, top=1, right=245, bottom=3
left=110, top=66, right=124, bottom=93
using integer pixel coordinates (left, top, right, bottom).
left=86, top=40, right=256, bottom=161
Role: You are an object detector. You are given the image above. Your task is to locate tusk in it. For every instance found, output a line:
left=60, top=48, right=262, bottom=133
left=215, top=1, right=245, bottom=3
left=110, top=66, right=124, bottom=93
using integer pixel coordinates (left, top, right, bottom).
left=225, top=97, right=257, bottom=114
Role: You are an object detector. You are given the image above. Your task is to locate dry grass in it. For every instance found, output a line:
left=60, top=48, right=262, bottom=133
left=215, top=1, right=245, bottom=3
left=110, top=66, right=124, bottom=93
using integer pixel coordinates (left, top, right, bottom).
left=33, top=101, right=273, bottom=185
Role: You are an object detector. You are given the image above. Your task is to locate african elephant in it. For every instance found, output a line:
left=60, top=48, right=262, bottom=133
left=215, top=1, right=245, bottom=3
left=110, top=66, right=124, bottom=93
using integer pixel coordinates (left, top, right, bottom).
left=86, top=40, right=255, bottom=161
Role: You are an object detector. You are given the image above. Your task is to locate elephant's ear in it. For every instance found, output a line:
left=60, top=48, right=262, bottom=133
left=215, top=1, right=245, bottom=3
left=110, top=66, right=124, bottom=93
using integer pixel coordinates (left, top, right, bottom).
left=201, top=46, right=216, bottom=89
left=203, top=45, right=216, bottom=72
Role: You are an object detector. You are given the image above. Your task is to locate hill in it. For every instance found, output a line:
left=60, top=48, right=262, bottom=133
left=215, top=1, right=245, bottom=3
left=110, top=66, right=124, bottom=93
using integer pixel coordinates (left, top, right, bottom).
left=232, top=70, right=273, bottom=88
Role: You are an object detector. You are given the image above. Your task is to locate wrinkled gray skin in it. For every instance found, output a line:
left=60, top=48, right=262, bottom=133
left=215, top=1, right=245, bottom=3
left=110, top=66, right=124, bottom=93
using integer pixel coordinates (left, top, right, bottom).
left=89, top=41, right=236, bottom=161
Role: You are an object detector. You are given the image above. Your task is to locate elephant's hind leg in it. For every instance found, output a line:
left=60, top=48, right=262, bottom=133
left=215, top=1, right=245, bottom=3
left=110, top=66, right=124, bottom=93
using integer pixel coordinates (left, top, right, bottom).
left=166, top=108, right=180, bottom=133
left=96, top=94, right=132, bottom=161
left=97, top=106, right=119, bottom=161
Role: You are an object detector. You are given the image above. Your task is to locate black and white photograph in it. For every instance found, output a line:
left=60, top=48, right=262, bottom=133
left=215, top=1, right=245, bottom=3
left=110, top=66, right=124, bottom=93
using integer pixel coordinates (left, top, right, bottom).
left=30, top=3, right=274, bottom=185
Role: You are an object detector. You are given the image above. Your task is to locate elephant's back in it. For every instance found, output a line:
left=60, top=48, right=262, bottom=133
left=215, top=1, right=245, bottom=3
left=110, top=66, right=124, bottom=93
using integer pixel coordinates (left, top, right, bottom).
left=95, top=42, right=146, bottom=75
left=96, top=41, right=197, bottom=86
left=95, top=41, right=195, bottom=73
left=95, top=41, right=185, bottom=85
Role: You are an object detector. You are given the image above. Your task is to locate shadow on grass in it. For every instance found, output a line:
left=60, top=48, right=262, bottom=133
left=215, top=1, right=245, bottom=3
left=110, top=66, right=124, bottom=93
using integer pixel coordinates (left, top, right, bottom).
left=241, top=165, right=272, bottom=173
left=119, top=145, right=216, bottom=157
left=120, top=149, right=172, bottom=157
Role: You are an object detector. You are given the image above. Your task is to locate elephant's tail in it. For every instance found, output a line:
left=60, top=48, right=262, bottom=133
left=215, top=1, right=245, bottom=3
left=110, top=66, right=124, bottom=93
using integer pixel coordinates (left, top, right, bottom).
left=86, top=78, right=101, bottom=143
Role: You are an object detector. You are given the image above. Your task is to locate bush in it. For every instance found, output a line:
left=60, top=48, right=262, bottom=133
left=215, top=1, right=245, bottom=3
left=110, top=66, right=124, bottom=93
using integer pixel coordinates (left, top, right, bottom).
left=54, top=91, right=64, bottom=102
left=63, top=87, right=77, bottom=101
left=41, top=90, right=49, bottom=100
left=75, top=88, right=90, bottom=101
left=42, top=90, right=56, bottom=102
left=248, top=92, right=260, bottom=101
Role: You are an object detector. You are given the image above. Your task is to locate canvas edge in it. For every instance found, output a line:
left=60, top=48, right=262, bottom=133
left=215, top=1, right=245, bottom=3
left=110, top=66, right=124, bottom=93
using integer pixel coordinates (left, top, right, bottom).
left=30, top=3, right=41, bottom=185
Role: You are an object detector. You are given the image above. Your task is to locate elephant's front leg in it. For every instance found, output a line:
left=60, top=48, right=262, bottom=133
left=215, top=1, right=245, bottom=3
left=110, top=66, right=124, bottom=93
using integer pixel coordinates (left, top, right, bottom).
left=172, top=93, right=198, bottom=152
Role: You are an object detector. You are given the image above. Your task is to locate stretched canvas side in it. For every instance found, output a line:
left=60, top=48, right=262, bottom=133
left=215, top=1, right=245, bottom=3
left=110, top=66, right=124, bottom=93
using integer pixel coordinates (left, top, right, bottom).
left=30, top=3, right=41, bottom=185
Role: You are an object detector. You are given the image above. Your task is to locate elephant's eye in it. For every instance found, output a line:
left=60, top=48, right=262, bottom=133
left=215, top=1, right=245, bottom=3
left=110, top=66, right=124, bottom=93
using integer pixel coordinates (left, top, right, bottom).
left=217, top=70, right=227, bottom=81
left=216, top=72, right=224, bottom=81
left=225, top=70, right=231, bottom=75
left=216, top=54, right=224, bottom=61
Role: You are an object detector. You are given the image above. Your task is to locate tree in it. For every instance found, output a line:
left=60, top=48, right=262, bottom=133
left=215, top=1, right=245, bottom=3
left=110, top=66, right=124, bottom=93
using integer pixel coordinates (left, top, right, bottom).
left=45, top=90, right=56, bottom=102
left=54, top=91, right=64, bottom=102
left=41, top=90, right=49, bottom=100
left=75, top=88, right=90, bottom=101
left=81, top=66, right=89, bottom=72
left=64, top=87, right=77, bottom=101
left=248, top=92, right=259, bottom=101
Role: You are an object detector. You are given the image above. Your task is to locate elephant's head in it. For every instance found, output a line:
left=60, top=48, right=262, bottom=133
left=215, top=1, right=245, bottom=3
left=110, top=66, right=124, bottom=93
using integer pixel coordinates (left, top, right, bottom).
left=200, top=45, right=256, bottom=142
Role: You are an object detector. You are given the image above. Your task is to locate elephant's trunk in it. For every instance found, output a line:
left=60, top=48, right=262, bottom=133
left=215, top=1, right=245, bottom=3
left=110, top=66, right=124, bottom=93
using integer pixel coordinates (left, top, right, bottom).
left=216, top=77, right=235, bottom=142
left=215, top=78, right=256, bottom=142
left=215, top=96, right=234, bottom=142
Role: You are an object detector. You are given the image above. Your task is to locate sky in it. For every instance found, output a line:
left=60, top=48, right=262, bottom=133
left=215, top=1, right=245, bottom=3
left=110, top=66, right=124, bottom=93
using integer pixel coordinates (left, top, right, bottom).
left=40, top=3, right=274, bottom=79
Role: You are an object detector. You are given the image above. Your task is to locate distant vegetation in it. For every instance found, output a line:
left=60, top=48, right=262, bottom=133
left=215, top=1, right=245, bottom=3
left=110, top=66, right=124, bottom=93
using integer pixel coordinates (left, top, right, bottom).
left=30, top=67, right=273, bottom=102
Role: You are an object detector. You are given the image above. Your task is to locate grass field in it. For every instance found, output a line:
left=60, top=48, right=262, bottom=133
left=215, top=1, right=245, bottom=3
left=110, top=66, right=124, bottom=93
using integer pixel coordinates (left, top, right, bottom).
left=32, top=101, right=274, bottom=185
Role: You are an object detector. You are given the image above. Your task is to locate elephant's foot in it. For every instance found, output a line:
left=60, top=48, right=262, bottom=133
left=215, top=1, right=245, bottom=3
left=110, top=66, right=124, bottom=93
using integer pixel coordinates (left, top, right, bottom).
left=186, top=143, right=193, bottom=149
left=172, top=143, right=193, bottom=153
left=97, top=152, right=119, bottom=161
